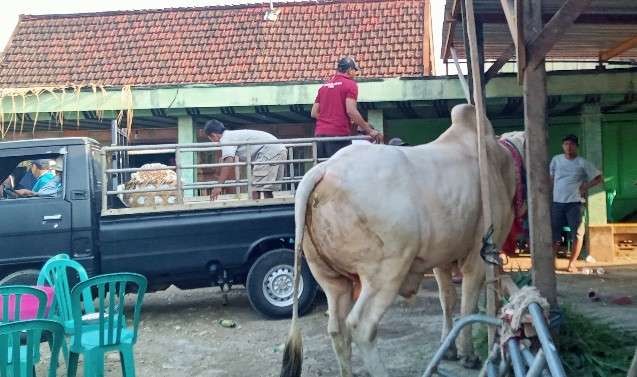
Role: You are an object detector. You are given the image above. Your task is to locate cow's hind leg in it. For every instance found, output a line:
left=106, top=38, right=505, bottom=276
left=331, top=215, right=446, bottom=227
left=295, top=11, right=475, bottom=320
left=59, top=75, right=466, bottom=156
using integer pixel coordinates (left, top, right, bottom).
left=457, top=255, right=485, bottom=369
left=434, top=266, right=458, bottom=360
left=346, top=277, right=402, bottom=377
left=322, top=276, right=355, bottom=377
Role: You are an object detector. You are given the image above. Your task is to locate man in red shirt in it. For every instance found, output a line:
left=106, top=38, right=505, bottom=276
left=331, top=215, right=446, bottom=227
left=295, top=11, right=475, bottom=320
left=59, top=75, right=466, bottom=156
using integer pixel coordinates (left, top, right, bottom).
left=311, top=56, right=383, bottom=159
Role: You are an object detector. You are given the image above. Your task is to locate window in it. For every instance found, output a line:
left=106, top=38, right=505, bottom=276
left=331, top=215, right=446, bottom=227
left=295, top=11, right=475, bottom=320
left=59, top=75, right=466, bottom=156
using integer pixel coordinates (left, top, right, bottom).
left=0, top=154, right=65, bottom=200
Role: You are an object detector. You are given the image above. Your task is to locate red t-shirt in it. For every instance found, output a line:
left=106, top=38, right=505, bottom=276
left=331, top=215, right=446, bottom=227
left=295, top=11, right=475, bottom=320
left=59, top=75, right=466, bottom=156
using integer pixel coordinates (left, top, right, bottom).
left=314, top=73, right=358, bottom=136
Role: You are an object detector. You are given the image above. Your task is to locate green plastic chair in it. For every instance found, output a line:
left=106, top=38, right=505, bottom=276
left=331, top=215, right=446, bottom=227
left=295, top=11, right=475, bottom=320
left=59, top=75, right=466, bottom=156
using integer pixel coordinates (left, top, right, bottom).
left=0, top=286, right=47, bottom=323
left=0, top=285, right=49, bottom=364
left=68, top=273, right=147, bottom=377
left=37, top=256, right=94, bottom=362
left=0, top=319, right=64, bottom=377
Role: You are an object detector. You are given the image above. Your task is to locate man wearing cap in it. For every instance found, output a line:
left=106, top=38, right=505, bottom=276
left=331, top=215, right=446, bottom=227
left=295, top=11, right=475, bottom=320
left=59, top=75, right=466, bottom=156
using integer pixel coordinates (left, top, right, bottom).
left=15, top=159, right=56, bottom=197
left=311, top=56, right=383, bottom=159
left=37, top=157, right=64, bottom=198
left=550, top=134, right=603, bottom=272
left=203, top=119, right=287, bottom=201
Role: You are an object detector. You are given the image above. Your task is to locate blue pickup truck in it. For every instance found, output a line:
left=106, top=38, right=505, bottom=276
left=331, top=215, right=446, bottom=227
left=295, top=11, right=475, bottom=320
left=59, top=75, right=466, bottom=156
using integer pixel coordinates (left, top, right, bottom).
left=0, top=137, right=318, bottom=318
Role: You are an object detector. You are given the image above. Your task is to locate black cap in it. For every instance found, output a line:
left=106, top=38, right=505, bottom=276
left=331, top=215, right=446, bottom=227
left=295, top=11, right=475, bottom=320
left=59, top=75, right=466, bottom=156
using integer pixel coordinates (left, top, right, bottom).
left=562, top=134, right=579, bottom=146
left=32, top=159, right=51, bottom=169
left=203, top=119, right=226, bottom=136
left=337, top=56, right=360, bottom=73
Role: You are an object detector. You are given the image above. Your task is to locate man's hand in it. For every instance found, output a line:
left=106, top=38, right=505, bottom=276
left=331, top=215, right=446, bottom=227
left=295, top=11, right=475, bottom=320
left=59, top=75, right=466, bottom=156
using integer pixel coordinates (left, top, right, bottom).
left=368, top=129, right=384, bottom=143
left=579, top=183, right=588, bottom=198
left=210, top=187, right=222, bottom=201
left=15, top=189, right=34, bottom=197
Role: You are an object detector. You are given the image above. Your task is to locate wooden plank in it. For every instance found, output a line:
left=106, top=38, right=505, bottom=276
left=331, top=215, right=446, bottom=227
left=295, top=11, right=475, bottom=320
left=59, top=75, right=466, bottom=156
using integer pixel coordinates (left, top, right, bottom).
left=463, top=0, right=498, bottom=348
left=527, top=0, right=593, bottom=69
left=460, top=0, right=474, bottom=104
left=515, top=0, right=525, bottom=83
left=441, top=0, right=461, bottom=62
left=450, top=47, right=473, bottom=103
left=523, top=0, right=558, bottom=307
left=499, top=0, right=517, bottom=40
left=484, top=44, right=515, bottom=83
left=599, top=35, right=637, bottom=62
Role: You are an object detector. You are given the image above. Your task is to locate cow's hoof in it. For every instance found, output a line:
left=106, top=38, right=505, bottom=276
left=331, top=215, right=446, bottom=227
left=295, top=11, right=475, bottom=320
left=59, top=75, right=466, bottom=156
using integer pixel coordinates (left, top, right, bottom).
left=442, top=345, right=458, bottom=361
left=460, top=355, right=481, bottom=369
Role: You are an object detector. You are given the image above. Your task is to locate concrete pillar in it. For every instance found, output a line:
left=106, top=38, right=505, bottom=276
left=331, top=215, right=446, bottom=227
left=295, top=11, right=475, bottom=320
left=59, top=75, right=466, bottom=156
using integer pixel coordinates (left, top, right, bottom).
left=367, top=109, right=384, bottom=134
left=581, top=103, right=607, bottom=225
left=177, top=116, right=196, bottom=197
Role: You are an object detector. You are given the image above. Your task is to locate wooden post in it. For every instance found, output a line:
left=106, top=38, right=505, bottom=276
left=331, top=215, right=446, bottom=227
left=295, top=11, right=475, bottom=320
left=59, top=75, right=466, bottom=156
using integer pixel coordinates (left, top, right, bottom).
left=523, top=0, right=558, bottom=307
left=464, top=0, right=498, bottom=348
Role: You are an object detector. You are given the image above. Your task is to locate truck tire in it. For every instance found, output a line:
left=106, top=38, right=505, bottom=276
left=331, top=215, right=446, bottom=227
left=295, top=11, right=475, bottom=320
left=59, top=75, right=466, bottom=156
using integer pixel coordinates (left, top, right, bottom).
left=0, top=269, right=40, bottom=286
left=246, top=249, right=318, bottom=319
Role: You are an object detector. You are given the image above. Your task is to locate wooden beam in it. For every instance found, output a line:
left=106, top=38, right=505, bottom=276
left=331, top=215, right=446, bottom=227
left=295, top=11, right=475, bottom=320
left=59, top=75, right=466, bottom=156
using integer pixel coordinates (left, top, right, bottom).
left=464, top=0, right=498, bottom=349
left=499, top=0, right=525, bottom=80
left=441, top=0, right=461, bottom=62
left=523, top=0, right=557, bottom=308
left=599, top=35, right=637, bottom=62
left=527, top=0, right=593, bottom=69
left=515, top=0, right=525, bottom=82
left=485, top=44, right=515, bottom=84
left=499, top=0, right=518, bottom=41
left=450, top=47, right=472, bottom=103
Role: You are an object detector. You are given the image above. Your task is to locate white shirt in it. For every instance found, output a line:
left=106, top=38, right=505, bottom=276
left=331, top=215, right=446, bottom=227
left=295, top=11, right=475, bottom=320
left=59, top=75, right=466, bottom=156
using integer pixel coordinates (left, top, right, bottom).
left=219, top=130, right=286, bottom=161
left=550, top=154, right=601, bottom=203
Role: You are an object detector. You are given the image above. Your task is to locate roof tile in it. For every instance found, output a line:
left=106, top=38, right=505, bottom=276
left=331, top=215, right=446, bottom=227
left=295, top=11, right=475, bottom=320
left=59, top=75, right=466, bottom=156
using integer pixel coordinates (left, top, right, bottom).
left=0, top=0, right=431, bottom=88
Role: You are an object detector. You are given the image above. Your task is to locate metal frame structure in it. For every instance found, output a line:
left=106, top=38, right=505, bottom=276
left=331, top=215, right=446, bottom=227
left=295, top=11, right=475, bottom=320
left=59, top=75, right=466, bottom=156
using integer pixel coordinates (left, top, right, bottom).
left=100, top=136, right=367, bottom=216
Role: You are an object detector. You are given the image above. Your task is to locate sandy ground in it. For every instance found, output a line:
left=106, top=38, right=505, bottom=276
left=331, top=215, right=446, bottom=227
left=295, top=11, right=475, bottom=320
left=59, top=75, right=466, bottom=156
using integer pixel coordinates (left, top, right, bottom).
left=38, top=258, right=636, bottom=377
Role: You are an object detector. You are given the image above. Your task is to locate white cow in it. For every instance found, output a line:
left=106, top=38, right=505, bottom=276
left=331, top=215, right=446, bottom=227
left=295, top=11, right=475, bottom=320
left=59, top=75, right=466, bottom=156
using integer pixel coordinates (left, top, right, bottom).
left=280, top=104, right=525, bottom=377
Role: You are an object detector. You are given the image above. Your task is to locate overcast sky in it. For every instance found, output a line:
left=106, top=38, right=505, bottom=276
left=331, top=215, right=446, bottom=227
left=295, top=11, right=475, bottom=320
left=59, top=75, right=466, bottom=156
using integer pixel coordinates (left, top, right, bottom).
left=0, top=0, right=447, bottom=73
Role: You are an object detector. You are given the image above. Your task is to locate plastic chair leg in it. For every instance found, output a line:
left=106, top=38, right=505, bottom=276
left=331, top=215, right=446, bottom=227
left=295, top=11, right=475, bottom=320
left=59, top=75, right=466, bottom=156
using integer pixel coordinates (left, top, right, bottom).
left=120, top=345, right=136, bottom=377
left=83, top=350, right=105, bottom=377
left=67, top=351, right=80, bottom=377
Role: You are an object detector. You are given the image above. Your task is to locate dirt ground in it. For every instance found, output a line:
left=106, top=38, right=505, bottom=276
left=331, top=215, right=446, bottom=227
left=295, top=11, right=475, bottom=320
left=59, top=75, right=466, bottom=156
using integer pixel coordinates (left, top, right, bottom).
left=41, top=259, right=637, bottom=377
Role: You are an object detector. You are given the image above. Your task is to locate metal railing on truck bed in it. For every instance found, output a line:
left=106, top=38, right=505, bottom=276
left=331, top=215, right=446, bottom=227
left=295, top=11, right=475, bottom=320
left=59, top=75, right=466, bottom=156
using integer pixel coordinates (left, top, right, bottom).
left=100, top=136, right=369, bottom=216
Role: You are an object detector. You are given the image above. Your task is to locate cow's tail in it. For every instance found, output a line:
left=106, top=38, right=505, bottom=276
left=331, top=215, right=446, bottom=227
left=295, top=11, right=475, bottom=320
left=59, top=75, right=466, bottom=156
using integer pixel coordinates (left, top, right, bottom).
left=280, top=164, right=326, bottom=377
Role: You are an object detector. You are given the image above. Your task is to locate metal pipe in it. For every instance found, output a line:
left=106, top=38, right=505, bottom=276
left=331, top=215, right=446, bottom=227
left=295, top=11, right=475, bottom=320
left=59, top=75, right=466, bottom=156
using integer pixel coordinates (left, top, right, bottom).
left=486, top=359, right=498, bottom=377
left=174, top=146, right=184, bottom=205
left=521, top=347, right=550, bottom=377
left=528, top=303, right=567, bottom=377
left=507, top=339, right=526, bottom=377
left=105, top=165, right=177, bottom=174
left=422, top=314, right=502, bottom=377
left=526, top=350, right=548, bottom=377
left=100, top=149, right=108, bottom=213
left=246, top=145, right=253, bottom=199
left=103, top=136, right=370, bottom=152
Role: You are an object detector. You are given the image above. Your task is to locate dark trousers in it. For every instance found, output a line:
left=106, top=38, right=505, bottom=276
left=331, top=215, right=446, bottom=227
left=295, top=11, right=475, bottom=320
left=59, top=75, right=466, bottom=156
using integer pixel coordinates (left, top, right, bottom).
left=551, top=202, right=585, bottom=243
left=316, top=138, right=351, bottom=160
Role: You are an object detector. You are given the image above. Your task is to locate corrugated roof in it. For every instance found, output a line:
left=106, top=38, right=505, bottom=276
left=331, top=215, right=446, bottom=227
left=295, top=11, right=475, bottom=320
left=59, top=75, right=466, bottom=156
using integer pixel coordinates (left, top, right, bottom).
left=442, top=0, right=637, bottom=62
left=0, top=0, right=433, bottom=88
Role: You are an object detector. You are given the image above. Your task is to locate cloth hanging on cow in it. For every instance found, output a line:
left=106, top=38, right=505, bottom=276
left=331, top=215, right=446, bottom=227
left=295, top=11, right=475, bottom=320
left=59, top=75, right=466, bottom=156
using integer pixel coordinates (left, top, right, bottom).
left=499, top=139, right=527, bottom=256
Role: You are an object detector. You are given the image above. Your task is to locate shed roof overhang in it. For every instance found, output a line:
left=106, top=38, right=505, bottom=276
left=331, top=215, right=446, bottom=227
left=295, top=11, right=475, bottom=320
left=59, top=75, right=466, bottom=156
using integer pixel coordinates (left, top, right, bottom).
left=442, top=0, right=637, bottom=64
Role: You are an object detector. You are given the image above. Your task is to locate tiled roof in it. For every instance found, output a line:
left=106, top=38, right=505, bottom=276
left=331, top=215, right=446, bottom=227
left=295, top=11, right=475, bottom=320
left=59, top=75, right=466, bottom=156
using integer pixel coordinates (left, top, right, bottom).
left=0, top=1, right=433, bottom=88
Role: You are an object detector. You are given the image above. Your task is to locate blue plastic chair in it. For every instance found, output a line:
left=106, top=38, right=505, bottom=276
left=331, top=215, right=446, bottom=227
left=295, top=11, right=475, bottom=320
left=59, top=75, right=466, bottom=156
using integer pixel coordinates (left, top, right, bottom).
left=68, top=273, right=147, bottom=377
left=37, top=255, right=94, bottom=362
left=0, top=319, right=64, bottom=377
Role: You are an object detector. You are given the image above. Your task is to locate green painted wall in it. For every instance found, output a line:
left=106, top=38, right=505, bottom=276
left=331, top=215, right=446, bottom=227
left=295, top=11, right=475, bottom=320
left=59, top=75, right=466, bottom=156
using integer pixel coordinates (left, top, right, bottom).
left=603, top=119, right=637, bottom=222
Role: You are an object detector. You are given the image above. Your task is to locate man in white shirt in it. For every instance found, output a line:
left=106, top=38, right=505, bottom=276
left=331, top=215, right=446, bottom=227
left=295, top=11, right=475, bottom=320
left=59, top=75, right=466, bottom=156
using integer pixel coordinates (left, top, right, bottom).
left=204, top=119, right=287, bottom=200
left=550, top=134, right=603, bottom=272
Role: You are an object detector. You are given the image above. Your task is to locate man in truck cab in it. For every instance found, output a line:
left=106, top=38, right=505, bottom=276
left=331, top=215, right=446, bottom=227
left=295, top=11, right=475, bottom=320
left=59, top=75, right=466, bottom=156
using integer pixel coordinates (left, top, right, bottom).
left=203, top=119, right=288, bottom=201
left=14, top=159, right=56, bottom=197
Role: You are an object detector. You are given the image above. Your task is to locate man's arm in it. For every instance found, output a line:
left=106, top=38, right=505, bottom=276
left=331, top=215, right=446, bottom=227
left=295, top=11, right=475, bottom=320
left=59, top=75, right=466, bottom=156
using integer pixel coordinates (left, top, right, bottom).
left=345, top=98, right=382, bottom=142
left=210, top=156, right=235, bottom=200
left=580, top=174, right=603, bottom=197
left=311, top=103, right=319, bottom=119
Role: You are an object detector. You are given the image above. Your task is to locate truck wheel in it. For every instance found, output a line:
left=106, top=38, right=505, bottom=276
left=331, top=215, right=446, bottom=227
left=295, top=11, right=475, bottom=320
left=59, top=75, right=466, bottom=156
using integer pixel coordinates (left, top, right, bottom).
left=0, top=269, right=40, bottom=286
left=246, top=249, right=318, bottom=319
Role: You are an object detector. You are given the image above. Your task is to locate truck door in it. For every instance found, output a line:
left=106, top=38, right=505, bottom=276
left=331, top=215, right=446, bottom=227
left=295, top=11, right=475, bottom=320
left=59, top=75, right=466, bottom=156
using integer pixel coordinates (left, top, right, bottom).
left=0, top=148, right=72, bottom=265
